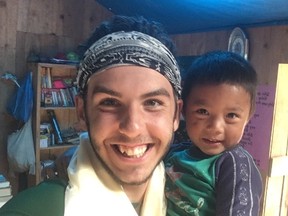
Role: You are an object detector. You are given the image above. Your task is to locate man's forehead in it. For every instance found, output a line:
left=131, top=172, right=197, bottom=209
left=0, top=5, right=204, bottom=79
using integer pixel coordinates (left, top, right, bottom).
left=87, top=66, right=174, bottom=98
left=90, top=85, right=172, bottom=99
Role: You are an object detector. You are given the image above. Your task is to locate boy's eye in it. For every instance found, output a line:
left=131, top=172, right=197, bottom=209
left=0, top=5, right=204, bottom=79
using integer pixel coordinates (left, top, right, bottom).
left=226, top=113, right=238, bottom=119
left=196, top=108, right=208, bottom=115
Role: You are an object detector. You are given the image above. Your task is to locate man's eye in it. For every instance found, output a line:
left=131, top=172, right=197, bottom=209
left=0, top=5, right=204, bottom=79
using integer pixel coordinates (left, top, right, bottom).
left=100, top=98, right=120, bottom=106
left=144, top=99, right=163, bottom=107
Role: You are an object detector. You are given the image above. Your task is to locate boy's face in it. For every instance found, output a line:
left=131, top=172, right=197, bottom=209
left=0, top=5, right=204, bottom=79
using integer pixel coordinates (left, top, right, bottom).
left=183, top=83, right=251, bottom=155
left=76, top=65, right=182, bottom=185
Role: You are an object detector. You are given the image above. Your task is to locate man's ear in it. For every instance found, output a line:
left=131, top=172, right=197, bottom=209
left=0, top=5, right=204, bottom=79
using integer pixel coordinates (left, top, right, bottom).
left=75, top=95, right=88, bottom=131
left=173, top=99, right=183, bottom=131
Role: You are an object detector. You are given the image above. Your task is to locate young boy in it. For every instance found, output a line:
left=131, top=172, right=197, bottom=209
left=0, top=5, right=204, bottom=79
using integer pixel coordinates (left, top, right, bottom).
left=165, top=51, right=263, bottom=216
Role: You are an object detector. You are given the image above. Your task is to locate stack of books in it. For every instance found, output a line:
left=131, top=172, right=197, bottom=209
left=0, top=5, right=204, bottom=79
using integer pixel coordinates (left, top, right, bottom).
left=40, top=68, right=77, bottom=108
left=0, top=174, right=12, bottom=207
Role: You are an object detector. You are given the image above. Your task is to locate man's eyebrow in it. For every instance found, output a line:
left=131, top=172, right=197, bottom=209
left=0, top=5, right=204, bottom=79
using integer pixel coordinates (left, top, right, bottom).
left=141, top=88, right=171, bottom=99
left=92, top=86, right=121, bottom=97
left=91, top=86, right=171, bottom=98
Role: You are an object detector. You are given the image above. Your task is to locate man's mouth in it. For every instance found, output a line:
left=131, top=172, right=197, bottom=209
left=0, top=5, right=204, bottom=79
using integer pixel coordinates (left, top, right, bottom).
left=115, top=145, right=150, bottom=158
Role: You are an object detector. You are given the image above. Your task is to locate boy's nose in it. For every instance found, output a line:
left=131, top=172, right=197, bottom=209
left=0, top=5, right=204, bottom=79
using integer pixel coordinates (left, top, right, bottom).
left=207, top=116, right=224, bottom=133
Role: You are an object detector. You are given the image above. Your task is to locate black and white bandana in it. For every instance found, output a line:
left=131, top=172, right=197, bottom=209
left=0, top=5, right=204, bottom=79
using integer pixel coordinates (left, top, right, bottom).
left=76, top=31, right=181, bottom=97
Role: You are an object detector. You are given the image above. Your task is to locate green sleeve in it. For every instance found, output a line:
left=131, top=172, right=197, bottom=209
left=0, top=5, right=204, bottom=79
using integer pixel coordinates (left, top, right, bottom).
left=0, top=179, right=67, bottom=216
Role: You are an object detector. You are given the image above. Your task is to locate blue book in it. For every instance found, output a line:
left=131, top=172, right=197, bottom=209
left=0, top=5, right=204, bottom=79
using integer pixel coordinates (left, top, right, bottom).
left=0, top=174, right=10, bottom=188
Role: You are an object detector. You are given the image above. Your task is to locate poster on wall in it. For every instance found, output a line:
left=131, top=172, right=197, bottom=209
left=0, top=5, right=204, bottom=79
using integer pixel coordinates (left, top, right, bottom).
left=240, top=85, right=275, bottom=171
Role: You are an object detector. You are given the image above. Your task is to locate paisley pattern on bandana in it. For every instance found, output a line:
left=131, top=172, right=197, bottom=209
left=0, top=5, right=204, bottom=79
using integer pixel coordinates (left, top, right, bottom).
left=76, top=31, right=181, bottom=97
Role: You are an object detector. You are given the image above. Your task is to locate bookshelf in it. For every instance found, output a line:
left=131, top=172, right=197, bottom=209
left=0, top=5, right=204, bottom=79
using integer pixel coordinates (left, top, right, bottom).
left=29, top=63, right=79, bottom=184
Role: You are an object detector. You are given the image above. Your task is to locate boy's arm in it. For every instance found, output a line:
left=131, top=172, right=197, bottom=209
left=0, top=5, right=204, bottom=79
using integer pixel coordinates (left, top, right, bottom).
left=215, top=146, right=262, bottom=216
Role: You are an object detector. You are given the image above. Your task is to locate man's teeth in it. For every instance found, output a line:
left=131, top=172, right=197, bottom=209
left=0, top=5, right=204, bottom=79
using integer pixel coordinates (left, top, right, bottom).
left=118, top=145, right=147, bottom=158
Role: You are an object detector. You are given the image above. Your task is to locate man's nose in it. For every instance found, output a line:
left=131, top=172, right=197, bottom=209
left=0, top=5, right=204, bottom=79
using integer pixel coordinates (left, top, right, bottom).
left=119, top=105, right=143, bottom=137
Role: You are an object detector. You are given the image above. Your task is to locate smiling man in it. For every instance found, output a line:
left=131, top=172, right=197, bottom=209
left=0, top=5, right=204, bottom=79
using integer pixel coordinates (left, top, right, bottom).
left=0, top=16, right=182, bottom=216
left=66, top=29, right=182, bottom=215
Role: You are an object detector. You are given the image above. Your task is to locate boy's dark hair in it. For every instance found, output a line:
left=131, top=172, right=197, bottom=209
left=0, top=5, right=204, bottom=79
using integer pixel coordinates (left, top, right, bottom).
left=77, top=15, right=177, bottom=58
left=182, top=51, right=258, bottom=114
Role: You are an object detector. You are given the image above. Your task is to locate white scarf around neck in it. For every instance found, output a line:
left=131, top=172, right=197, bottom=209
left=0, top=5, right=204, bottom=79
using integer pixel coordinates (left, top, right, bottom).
left=64, top=132, right=166, bottom=216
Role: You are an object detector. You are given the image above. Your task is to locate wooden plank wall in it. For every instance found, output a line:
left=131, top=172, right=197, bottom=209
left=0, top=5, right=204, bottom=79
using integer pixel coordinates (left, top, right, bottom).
left=172, top=25, right=288, bottom=85
left=0, top=0, right=112, bottom=192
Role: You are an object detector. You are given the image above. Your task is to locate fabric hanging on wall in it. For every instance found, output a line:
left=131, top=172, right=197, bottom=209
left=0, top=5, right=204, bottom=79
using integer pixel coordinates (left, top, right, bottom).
left=7, top=117, right=35, bottom=175
left=6, top=71, right=35, bottom=175
left=6, top=72, right=33, bottom=123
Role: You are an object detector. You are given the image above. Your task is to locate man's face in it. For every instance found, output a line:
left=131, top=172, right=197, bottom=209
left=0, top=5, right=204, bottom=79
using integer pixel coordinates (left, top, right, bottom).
left=76, top=65, right=182, bottom=185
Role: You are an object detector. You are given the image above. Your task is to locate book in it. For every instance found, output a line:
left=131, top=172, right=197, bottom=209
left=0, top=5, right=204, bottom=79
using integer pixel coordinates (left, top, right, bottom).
left=0, top=186, right=12, bottom=197
left=47, top=110, right=63, bottom=144
left=46, top=67, right=52, bottom=88
left=61, top=127, right=80, bottom=145
left=60, top=89, right=68, bottom=106
left=64, top=88, right=74, bottom=106
left=69, top=86, right=78, bottom=105
left=0, top=174, right=10, bottom=188
left=42, top=89, right=53, bottom=106
left=0, top=195, right=13, bottom=202
left=0, top=195, right=13, bottom=208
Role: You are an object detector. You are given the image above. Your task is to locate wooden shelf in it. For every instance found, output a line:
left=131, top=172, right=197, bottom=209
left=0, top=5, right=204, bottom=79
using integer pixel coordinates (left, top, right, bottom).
left=40, top=106, right=75, bottom=110
left=29, top=63, right=79, bottom=184
left=40, top=144, right=76, bottom=150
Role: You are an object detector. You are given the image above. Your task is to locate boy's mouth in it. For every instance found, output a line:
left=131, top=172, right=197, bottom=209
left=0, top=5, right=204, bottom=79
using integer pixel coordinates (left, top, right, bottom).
left=203, top=138, right=222, bottom=144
